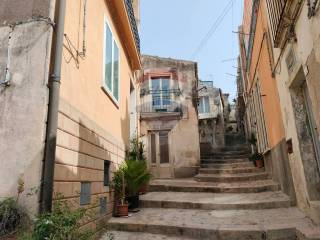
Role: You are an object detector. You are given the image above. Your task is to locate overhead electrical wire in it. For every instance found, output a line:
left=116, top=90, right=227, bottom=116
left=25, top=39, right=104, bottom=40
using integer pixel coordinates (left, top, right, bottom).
left=191, top=0, right=235, bottom=60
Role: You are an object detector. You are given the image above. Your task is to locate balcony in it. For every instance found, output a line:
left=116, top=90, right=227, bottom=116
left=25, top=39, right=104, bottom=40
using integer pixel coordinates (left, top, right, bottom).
left=124, top=0, right=140, bottom=52
left=139, top=89, right=187, bottom=120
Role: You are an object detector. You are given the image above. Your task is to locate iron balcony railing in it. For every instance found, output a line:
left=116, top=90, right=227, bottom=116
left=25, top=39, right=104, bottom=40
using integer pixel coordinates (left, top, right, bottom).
left=139, top=89, right=184, bottom=114
left=266, top=0, right=287, bottom=47
left=125, top=0, right=140, bottom=53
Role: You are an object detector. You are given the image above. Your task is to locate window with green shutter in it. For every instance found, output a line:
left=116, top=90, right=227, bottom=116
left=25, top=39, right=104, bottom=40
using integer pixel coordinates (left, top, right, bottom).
left=103, top=19, right=120, bottom=103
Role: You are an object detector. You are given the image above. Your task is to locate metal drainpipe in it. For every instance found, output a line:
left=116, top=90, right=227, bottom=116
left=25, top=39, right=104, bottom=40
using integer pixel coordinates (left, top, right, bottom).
left=40, top=0, right=66, bottom=213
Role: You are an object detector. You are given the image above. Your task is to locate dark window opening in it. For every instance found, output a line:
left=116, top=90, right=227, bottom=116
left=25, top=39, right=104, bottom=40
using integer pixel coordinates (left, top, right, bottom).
left=104, top=160, right=111, bottom=186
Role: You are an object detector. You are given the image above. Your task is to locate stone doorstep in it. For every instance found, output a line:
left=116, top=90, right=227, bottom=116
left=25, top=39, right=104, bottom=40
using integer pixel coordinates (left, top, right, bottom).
left=149, top=179, right=280, bottom=193
left=194, top=172, right=270, bottom=182
left=199, top=167, right=265, bottom=174
left=140, top=191, right=292, bottom=210
left=201, top=162, right=255, bottom=169
left=107, top=208, right=320, bottom=240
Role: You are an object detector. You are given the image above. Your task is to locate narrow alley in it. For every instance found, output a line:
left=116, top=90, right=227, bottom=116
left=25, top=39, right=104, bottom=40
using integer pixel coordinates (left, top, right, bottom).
left=0, top=0, right=320, bottom=240
left=105, top=142, right=320, bottom=239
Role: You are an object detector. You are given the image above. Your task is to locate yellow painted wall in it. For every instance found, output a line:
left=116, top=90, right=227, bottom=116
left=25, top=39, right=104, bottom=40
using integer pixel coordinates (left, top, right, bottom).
left=248, top=3, right=285, bottom=148
left=60, top=0, right=135, bottom=147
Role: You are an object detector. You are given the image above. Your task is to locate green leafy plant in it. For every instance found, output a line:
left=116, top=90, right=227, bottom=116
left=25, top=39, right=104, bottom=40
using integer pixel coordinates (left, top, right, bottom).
left=124, top=159, right=152, bottom=196
left=29, top=194, right=93, bottom=240
left=111, top=166, right=127, bottom=205
left=126, top=136, right=146, bottom=161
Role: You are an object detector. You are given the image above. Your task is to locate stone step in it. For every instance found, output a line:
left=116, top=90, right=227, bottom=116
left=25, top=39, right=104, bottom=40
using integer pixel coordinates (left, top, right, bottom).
left=194, top=172, right=270, bottom=182
left=201, top=158, right=250, bottom=164
left=149, top=179, right=280, bottom=193
left=105, top=231, right=195, bottom=240
left=199, top=167, right=265, bottom=174
left=202, top=150, right=250, bottom=156
left=108, top=208, right=320, bottom=240
left=202, top=154, right=250, bottom=160
left=217, top=145, right=250, bottom=151
left=201, top=161, right=255, bottom=169
left=140, top=191, right=291, bottom=210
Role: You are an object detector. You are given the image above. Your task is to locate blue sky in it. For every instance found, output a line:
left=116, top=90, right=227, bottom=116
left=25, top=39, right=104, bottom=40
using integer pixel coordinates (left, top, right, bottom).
left=140, top=0, right=244, bottom=99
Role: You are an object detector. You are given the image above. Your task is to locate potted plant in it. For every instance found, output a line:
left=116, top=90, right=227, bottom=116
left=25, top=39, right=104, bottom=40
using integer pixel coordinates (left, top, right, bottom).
left=249, top=152, right=264, bottom=168
left=124, top=159, right=151, bottom=210
left=126, top=136, right=151, bottom=195
left=111, top=167, right=128, bottom=217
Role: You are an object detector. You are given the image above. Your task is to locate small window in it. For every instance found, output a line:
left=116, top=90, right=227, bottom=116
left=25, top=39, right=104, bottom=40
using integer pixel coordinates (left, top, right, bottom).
left=199, top=96, right=210, bottom=113
left=103, top=20, right=120, bottom=102
left=80, top=182, right=91, bottom=205
left=150, top=77, right=171, bottom=109
left=99, top=197, right=107, bottom=215
left=104, top=161, right=111, bottom=186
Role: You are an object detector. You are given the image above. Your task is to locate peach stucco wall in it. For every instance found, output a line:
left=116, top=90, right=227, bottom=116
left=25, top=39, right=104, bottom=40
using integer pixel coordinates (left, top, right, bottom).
left=60, top=0, right=134, bottom=148
left=248, top=2, right=285, bottom=148
left=53, top=0, right=138, bottom=230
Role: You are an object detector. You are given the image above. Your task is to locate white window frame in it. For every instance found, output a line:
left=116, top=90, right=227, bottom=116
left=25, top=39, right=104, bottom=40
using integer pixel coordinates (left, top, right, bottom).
left=148, top=77, right=172, bottom=109
left=199, top=96, right=210, bottom=114
left=102, top=16, right=120, bottom=106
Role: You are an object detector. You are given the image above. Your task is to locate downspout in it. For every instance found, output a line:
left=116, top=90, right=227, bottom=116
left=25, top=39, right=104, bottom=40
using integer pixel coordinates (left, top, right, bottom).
left=40, top=0, right=66, bottom=213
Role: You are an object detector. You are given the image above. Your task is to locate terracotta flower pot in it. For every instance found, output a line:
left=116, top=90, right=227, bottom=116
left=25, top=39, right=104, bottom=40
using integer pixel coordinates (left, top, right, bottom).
left=116, top=204, right=128, bottom=217
left=255, top=159, right=264, bottom=168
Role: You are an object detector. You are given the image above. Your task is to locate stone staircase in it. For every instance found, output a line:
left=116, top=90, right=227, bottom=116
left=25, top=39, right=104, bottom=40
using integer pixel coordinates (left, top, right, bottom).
left=103, top=145, right=320, bottom=240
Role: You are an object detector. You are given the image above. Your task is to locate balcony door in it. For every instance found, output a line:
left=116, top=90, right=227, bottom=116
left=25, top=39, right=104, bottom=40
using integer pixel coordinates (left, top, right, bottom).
left=151, top=77, right=171, bottom=111
left=149, top=130, right=172, bottom=178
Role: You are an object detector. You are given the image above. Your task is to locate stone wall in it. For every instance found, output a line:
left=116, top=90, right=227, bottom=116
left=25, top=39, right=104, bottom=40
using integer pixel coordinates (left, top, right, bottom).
left=0, top=1, right=54, bottom=213
left=264, top=139, right=296, bottom=203
left=54, top=99, right=126, bottom=230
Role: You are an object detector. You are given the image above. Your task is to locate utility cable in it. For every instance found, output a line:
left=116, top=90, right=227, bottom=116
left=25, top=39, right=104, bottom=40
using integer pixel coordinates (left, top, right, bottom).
left=191, top=0, right=235, bottom=60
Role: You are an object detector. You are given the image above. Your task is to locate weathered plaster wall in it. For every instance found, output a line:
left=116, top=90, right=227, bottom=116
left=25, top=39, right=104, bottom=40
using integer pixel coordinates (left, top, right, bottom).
left=0, top=0, right=51, bottom=26
left=139, top=55, right=200, bottom=178
left=198, top=82, right=225, bottom=150
left=264, top=0, right=320, bottom=224
left=0, top=1, right=55, bottom=213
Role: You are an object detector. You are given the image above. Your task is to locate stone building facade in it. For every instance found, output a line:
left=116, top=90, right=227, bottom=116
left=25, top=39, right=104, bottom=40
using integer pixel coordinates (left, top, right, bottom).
left=138, top=55, right=200, bottom=179
left=264, top=0, right=320, bottom=224
left=0, top=0, right=141, bottom=231
left=239, top=0, right=320, bottom=224
left=198, top=81, right=225, bottom=151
